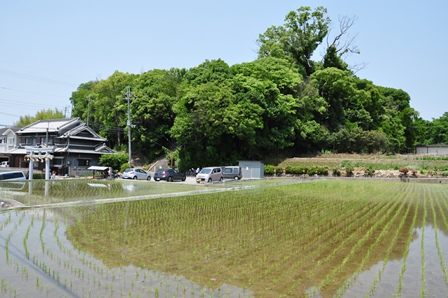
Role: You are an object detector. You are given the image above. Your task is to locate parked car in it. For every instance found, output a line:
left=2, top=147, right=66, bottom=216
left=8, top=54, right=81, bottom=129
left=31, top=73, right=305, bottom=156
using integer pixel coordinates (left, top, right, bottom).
left=154, top=169, right=186, bottom=182
left=0, top=161, right=9, bottom=167
left=122, top=168, right=151, bottom=180
left=196, top=167, right=223, bottom=183
left=222, top=166, right=242, bottom=180
left=0, top=171, right=27, bottom=181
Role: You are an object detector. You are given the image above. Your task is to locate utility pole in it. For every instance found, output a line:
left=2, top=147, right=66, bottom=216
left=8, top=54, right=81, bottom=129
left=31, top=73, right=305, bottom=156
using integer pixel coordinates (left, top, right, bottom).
left=124, top=86, right=133, bottom=166
left=87, top=95, right=91, bottom=126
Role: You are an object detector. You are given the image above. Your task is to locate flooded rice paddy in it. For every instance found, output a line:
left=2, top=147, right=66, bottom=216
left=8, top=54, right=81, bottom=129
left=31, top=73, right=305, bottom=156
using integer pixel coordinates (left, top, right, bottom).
left=1, top=178, right=448, bottom=297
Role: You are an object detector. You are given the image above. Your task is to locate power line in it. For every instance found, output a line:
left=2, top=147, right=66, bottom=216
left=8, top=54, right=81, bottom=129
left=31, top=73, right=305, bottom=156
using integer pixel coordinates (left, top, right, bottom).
left=0, top=86, right=68, bottom=98
left=0, top=111, right=21, bottom=117
left=0, top=98, right=65, bottom=110
left=0, top=68, right=77, bottom=87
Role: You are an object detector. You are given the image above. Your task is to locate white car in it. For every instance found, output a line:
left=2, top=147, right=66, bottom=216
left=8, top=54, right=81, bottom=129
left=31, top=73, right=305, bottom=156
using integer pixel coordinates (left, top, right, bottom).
left=0, top=161, right=9, bottom=167
left=122, top=168, right=151, bottom=180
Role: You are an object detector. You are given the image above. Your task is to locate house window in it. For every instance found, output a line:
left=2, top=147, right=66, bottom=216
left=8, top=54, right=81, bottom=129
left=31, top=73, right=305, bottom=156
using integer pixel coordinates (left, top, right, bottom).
left=77, top=159, right=90, bottom=166
left=53, top=159, right=63, bottom=165
left=36, top=136, right=53, bottom=145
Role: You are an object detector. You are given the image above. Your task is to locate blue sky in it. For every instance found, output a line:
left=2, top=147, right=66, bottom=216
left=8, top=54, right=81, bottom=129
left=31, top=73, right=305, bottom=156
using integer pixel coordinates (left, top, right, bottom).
left=1, top=0, right=447, bottom=126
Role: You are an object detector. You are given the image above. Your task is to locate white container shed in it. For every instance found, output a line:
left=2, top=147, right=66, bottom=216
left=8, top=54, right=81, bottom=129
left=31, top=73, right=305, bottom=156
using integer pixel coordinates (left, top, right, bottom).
left=239, top=161, right=264, bottom=179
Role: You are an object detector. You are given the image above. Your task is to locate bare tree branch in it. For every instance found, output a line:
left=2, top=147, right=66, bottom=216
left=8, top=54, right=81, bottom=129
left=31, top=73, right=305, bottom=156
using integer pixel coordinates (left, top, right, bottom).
left=327, top=15, right=359, bottom=55
left=349, top=62, right=367, bottom=74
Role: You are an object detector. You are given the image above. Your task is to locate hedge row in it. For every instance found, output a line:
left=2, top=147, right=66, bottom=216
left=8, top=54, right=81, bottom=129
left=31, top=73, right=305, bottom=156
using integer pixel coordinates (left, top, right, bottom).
left=264, top=165, right=329, bottom=176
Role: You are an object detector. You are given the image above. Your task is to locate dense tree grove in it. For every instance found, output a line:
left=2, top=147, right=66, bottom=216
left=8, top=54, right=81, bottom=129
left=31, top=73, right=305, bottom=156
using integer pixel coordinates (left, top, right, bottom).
left=67, top=6, right=439, bottom=170
left=14, top=108, right=66, bottom=127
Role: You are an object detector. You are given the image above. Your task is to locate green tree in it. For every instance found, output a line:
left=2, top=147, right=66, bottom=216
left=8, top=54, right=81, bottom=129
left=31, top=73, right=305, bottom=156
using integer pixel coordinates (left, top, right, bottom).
left=378, top=87, right=414, bottom=152
left=323, top=15, right=360, bottom=72
left=257, top=6, right=330, bottom=77
left=427, top=112, right=448, bottom=144
left=92, top=71, right=136, bottom=149
left=69, top=81, right=98, bottom=124
left=232, top=57, right=327, bottom=157
left=311, top=67, right=356, bottom=130
left=413, top=117, right=432, bottom=145
left=14, top=108, right=65, bottom=127
left=99, top=153, right=128, bottom=171
left=327, top=127, right=387, bottom=153
left=132, top=68, right=185, bottom=160
left=323, top=45, right=348, bottom=71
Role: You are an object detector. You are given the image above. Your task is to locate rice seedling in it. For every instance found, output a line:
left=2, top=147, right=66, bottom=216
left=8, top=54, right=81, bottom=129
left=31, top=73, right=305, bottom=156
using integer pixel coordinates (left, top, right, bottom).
left=335, top=184, right=413, bottom=297
left=420, top=186, right=428, bottom=298
left=1, top=179, right=448, bottom=297
left=432, top=189, right=448, bottom=285
left=394, top=185, right=421, bottom=296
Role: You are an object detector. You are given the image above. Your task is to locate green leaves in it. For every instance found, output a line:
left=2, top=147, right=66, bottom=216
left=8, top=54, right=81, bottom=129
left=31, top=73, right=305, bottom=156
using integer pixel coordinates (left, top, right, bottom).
left=257, top=6, right=330, bottom=76
left=14, top=108, right=65, bottom=127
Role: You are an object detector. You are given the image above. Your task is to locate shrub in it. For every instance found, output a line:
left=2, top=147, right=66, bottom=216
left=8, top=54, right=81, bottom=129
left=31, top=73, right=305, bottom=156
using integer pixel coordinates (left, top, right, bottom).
left=315, top=167, right=329, bottom=176
left=264, top=165, right=275, bottom=176
left=301, top=166, right=328, bottom=176
left=332, top=168, right=341, bottom=177
left=399, top=167, right=409, bottom=174
left=365, top=166, right=375, bottom=177
left=340, top=160, right=352, bottom=168
left=120, top=163, right=130, bottom=173
left=32, top=173, right=45, bottom=179
left=307, top=167, right=317, bottom=175
left=284, top=166, right=307, bottom=175
left=275, top=166, right=283, bottom=177
left=99, top=153, right=128, bottom=171
left=345, top=165, right=354, bottom=177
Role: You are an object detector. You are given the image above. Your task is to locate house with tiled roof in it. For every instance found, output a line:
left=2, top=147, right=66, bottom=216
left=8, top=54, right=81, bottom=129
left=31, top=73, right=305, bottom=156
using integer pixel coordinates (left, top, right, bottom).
left=7, top=118, right=114, bottom=176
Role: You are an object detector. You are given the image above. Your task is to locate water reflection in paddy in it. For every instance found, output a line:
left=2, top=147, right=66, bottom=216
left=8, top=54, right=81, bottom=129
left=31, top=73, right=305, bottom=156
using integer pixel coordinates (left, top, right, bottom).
left=1, top=179, right=448, bottom=297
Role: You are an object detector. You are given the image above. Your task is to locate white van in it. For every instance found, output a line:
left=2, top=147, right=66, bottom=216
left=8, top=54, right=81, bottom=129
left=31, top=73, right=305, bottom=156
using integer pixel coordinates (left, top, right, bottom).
left=196, top=167, right=223, bottom=183
left=0, top=171, right=27, bottom=181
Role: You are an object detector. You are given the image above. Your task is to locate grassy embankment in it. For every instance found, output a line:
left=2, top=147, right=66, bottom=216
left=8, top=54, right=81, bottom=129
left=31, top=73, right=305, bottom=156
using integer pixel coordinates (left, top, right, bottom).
left=267, top=154, right=448, bottom=177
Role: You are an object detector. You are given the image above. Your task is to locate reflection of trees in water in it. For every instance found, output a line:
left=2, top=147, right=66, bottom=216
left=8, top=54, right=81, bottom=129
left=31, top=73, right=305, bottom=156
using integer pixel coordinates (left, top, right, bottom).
left=0, top=209, right=241, bottom=298
left=5, top=181, right=446, bottom=298
left=65, top=181, right=448, bottom=296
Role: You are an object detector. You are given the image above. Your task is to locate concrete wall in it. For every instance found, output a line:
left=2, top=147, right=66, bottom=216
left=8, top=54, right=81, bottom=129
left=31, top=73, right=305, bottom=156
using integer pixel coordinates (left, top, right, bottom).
left=416, top=146, right=448, bottom=155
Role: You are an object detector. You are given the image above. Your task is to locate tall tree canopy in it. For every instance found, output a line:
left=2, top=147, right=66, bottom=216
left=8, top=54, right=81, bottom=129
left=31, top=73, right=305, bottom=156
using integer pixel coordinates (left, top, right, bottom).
left=65, top=5, right=434, bottom=169
left=257, top=6, right=330, bottom=77
left=132, top=68, right=185, bottom=160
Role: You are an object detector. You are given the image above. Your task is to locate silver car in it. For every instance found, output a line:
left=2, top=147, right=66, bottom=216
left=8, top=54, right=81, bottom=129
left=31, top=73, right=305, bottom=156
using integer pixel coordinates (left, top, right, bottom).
left=122, top=168, right=151, bottom=180
left=196, top=167, right=223, bottom=183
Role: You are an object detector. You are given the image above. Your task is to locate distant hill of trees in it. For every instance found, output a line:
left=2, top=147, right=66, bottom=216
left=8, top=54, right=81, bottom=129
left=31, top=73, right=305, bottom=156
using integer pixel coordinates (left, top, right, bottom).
left=66, top=6, right=438, bottom=171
